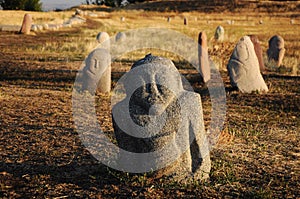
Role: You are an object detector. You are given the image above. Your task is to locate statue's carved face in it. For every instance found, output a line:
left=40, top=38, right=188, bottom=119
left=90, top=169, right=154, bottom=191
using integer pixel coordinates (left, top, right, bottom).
left=130, top=83, right=175, bottom=115
left=234, top=36, right=251, bottom=63
left=125, top=55, right=183, bottom=116
left=269, top=35, right=284, bottom=50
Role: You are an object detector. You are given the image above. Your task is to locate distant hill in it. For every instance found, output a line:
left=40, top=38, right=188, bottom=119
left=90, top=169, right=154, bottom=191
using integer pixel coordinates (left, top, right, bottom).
left=74, top=0, right=300, bottom=15
left=123, top=0, right=300, bottom=13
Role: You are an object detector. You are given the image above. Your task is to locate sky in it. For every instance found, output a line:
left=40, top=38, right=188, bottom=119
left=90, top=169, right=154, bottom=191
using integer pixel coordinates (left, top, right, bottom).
left=40, top=0, right=84, bottom=11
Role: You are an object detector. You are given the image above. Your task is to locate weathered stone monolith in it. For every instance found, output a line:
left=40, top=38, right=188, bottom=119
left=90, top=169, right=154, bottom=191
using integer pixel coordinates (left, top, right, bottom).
left=19, top=14, right=32, bottom=35
left=115, top=32, right=126, bottom=42
left=198, top=31, right=210, bottom=83
left=81, top=48, right=111, bottom=94
left=112, top=54, right=211, bottom=183
left=227, top=36, right=268, bottom=93
left=267, top=35, right=285, bottom=67
left=214, top=26, right=224, bottom=42
left=184, top=17, right=188, bottom=25
left=96, top=32, right=110, bottom=50
left=249, top=35, right=265, bottom=71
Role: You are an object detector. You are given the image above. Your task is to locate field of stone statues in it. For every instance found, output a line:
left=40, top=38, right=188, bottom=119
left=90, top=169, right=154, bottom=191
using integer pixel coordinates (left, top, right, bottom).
left=0, top=4, right=299, bottom=198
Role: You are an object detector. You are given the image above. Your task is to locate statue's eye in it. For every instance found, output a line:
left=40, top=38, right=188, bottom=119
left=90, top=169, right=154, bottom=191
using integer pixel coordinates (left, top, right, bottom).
left=94, top=59, right=98, bottom=69
left=157, top=85, right=163, bottom=93
left=146, top=84, right=151, bottom=93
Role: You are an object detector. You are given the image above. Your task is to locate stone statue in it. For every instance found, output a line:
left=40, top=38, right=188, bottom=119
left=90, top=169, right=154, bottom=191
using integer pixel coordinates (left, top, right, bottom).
left=267, top=35, right=286, bottom=67
left=249, top=35, right=265, bottom=71
left=112, top=54, right=211, bottom=182
left=81, top=48, right=111, bottom=94
left=214, top=26, right=224, bottom=42
left=227, top=36, right=268, bottom=93
left=198, top=31, right=210, bottom=83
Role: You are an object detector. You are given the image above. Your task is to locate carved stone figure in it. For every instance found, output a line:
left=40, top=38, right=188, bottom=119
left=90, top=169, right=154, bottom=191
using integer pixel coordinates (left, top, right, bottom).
left=81, top=48, right=111, bottom=94
left=227, top=36, right=268, bottom=93
left=112, top=54, right=211, bottom=182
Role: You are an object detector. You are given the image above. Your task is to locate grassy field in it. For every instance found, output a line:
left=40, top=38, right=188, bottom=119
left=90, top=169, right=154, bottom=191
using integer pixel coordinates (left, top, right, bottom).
left=0, top=4, right=299, bottom=198
left=0, top=10, right=74, bottom=25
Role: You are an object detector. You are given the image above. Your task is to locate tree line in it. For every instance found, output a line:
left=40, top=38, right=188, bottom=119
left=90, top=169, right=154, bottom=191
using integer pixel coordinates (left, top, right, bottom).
left=0, top=0, right=42, bottom=11
left=0, top=0, right=148, bottom=11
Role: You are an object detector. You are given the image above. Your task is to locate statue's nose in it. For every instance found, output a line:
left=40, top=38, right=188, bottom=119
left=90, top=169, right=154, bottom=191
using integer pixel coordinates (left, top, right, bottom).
left=146, top=84, right=160, bottom=103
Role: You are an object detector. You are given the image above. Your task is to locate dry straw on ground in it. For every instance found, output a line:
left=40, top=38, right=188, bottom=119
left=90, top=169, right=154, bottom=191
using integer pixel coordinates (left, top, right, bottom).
left=0, top=3, right=299, bottom=198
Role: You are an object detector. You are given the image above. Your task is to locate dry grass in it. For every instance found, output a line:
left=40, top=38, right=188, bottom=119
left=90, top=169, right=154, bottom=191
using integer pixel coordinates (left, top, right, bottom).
left=0, top=10, right=74, bottom=25
left=0, top=5, right=299, bottom=198
left=2, top=8, right=298, bottom=73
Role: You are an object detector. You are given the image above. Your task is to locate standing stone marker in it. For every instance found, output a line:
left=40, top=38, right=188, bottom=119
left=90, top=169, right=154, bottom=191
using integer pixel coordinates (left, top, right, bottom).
left=81, top=48, right=111, bottom=94
left=31, top=25, right=38, bottom=32
left=96, top=32, right=110, bottom=50
left=112, top=54, right=211, bottom=183
left=115, top=32, right=126, bottom=42
left=167, top=17, right=171, bottom=23
left=19, top=14, right=32, bottom=35
left=267, top=35, right=286, bottom=67
left=214, top=26, right=224, bottom=42
left=249, top=35, right=265, bottom=71
left=198, top=31, right=210, bottom=83
left=184, top=17, right=188, bottom=25
left=227, top=36, right=268, bottom=93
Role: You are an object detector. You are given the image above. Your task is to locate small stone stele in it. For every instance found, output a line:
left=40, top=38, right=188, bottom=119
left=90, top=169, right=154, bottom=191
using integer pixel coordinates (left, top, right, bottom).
left=19, top=14, right=32, bottom=35
left=81, top=48, right=111, bottom=94
left=249, top=35, right=265, bottom=71
left=115, top=32, right=126, bottom=42
left=227, top=36, right=268, bottom=93
left=96, top=32, right=110, bottom=51
left=184, top=17, right=188, bottom=25
left=267, top=35, right=285, bottom=67
left=198, top=31, right=210, bottom=83
left=167, top=17, right=171, bottom=23
left=112, top=54, right=211, bottom=183
left=214, top=26, right=224, bottom=42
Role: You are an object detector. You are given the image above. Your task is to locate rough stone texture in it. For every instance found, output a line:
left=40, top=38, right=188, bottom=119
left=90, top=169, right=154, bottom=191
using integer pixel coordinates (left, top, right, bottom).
left=96, top=32, right=110, bottom=50
left=227, top=36, right=268, bottom=93
left=198, top=31, right=210, bottom=83
left=112, top=54, right=211, bottom=182
left=267, top=35, right=285, bottom=67
left=214, top=25, right=224, bottom=42
left=249, top=35, right=265, bottom=71
left=115, top=32, right=126, bottom=42
left=19, top=14, right=32, bottom=35
left=81, top=48, right=111, bottom=94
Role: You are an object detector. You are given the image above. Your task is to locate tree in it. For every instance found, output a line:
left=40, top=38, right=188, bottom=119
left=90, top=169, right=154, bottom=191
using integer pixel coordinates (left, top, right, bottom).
left=24, top=0, right=42, bottom=11
left=0, top=0, right=42, bottom=11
